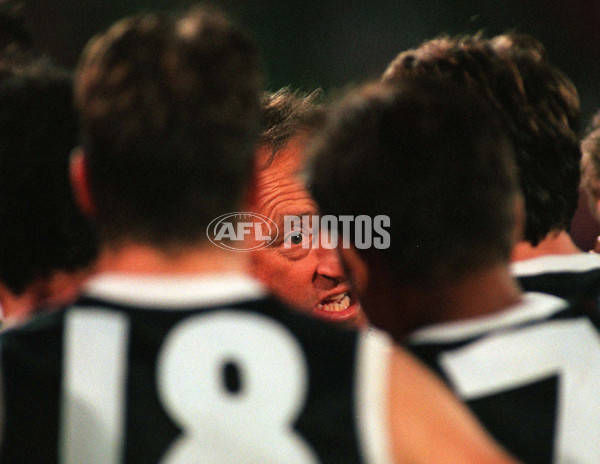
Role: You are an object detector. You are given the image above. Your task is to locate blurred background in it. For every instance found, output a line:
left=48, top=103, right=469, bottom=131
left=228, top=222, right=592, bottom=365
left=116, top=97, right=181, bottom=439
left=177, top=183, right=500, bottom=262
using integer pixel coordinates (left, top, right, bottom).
left=20, top=0, right=600, bottom=123
left=13, top=0, right=600, bottom=249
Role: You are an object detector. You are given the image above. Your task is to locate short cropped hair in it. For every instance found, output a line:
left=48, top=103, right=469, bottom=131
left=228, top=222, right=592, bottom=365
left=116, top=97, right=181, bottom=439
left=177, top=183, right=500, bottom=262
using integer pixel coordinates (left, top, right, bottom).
left=0, top=59, right=98, bottom=294
left=259, top=88, right=326, bottom=167
left=75, top=7, right=261, bottom=248
left=383, top=33, right=581, bottom=246
left=309, top=78, right=519, bottom=285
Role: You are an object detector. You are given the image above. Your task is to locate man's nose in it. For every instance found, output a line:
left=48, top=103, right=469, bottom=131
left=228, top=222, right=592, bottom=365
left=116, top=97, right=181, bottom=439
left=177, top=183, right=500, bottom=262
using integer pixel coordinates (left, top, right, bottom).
left=313, top=244, right=346, bottom=289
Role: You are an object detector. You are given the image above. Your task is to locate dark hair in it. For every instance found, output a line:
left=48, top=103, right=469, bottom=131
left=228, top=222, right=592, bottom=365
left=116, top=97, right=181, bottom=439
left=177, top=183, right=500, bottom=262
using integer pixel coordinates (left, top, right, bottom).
left=309, top=78, right=519, bottom=285
left=0, top=1, right=31, bottom=51
left=0, top=59, right=98, bottom=294
left=383, top=33, right=581, bottom=246
left=259, top=87, right=326, bottom=167
left=75, top=6, right=261, bottom=248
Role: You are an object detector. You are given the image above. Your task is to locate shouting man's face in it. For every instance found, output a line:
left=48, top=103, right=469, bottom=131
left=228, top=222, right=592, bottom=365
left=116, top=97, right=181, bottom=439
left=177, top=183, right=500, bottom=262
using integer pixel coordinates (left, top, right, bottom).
left=248, top=137, right=366, bottom=327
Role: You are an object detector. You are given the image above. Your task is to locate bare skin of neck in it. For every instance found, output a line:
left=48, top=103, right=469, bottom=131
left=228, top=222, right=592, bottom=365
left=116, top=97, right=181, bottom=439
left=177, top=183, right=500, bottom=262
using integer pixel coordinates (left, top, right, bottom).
left=511, top=229, right=580, bottom=262
left=428, top=264, right=523, bottom=324
left=94, top=241, right=248, bottom=276
left=399, top=268, right=521, bottom=337
left=0, top=267, right=93, bottom=328
left=364, top=260, right=523, bottom=341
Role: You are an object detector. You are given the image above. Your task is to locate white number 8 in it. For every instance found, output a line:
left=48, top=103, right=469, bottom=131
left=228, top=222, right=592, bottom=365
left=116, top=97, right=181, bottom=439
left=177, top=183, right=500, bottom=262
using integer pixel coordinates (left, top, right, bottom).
left=60, top=309, right=319, bottom=464
left=157, top=311, right=318, bottom=464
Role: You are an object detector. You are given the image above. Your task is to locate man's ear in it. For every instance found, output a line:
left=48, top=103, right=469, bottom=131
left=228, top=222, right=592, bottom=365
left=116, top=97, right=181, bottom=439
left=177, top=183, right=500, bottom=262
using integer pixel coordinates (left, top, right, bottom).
left=70, top=148, right=96, bottom=217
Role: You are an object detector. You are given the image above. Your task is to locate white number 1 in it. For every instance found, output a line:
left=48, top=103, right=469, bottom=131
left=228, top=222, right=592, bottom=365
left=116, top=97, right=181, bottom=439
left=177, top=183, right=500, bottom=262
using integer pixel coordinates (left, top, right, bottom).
left=440, top=319, right=600, bottom=464
left=59, top=309, right=318, bottom=464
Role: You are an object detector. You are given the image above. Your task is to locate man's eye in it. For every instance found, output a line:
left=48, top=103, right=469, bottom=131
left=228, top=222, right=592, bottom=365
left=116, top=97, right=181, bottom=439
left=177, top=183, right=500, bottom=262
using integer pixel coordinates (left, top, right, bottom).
left=282, top=229, right=309, bottom=248
left=280, top=229, right=311, bottom=259
left=284, top=232, right=304, bottom=247
left=289, top=233, right=303, bottom=245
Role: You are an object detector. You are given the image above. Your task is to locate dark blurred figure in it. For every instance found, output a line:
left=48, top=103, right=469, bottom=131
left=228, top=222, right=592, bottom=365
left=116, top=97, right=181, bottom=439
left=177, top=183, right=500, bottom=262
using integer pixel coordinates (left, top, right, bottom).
left=383, top=33, right=600, bottom=301
left=309, top=76, right=600, bottom=464
left=0, top=55, right=97, bottom=326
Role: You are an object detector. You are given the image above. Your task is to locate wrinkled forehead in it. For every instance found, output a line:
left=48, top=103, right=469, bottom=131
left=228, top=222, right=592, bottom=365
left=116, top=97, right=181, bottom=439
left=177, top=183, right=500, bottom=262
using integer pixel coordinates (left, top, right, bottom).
left=254, top=138, right=318, bottom=225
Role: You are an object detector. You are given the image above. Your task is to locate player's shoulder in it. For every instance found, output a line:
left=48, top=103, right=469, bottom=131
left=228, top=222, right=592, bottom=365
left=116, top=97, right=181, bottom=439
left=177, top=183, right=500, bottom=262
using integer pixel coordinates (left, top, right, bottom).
left=1, top=305, right=66, bottom=347
left=0, top=306, right=68, bottom=386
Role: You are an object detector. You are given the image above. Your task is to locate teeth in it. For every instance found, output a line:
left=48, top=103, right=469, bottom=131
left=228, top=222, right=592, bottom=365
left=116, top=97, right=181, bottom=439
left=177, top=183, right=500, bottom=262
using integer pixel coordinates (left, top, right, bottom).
left=318, top=294, right=351, bottom=312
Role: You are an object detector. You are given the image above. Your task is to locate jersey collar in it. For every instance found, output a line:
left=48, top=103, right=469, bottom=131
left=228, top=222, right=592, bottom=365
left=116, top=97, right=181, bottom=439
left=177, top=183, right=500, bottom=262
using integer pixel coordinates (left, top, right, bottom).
left=81, top=273, right=267, bottom=309
left=511, top=253, right=600, bottom=277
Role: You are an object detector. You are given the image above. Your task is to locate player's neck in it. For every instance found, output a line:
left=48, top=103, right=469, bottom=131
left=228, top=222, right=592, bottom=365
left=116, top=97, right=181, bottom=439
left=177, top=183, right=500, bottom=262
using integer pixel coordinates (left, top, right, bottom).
left=387, top=264, right=522, bottom=340
left=431, top=264, right=523, bottom=323
left=94, top=241, right=249, bottom=276
left=511, top=229, right=580, bottom=262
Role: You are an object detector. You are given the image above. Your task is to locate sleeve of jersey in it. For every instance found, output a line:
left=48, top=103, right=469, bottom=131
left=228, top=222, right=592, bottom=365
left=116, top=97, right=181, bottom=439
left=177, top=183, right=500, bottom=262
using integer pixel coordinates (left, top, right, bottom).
left=354, top=328, right=395, bottom=464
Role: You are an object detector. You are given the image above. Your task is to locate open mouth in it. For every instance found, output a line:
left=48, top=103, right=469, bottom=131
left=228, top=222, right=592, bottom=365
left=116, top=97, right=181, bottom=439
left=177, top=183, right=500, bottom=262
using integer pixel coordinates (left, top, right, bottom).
left=313, top=291, right=364, bottom=326
left=313, top=291, right=365, bottom=327
left=316, top=291, right=352, bottom=312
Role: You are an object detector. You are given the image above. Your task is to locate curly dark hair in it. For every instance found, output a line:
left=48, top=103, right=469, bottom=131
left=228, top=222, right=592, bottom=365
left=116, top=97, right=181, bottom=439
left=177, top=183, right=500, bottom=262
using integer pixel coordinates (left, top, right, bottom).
left=75, top=6, right=262, bottom=248
left=0, top=58, right=98, bottom=295
left=383, top=33, right=581, bottom=246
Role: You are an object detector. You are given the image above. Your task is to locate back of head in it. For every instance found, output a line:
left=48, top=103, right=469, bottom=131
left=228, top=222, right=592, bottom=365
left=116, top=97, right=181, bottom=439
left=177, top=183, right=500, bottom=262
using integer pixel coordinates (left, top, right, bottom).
left=383, top=33, right=581, bottom=246
left=75, top=6, right=261, bottom=249
left=0, top=58, right=98, bottom=295
left=309, top=78, right=519, bottom=286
